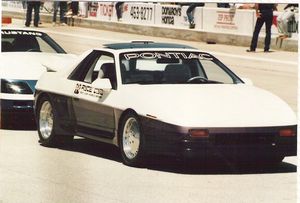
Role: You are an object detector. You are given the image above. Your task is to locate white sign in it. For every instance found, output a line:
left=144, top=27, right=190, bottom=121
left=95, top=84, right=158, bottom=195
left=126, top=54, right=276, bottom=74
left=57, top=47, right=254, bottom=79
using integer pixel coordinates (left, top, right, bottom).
left=203, top=8, right=255, bottom=35
left=122, top=3, right=155, bottom=25
left=87, top=2, right=118, bottom=21
left=97, top=2, right=117, bottom=21
left=155, top=5, right=184, bottom=28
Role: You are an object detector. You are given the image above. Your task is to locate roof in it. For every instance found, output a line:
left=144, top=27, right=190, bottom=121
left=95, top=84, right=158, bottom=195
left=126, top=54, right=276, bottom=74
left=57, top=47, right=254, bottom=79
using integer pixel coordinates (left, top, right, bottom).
left=104, top=41, right=196, bottom=50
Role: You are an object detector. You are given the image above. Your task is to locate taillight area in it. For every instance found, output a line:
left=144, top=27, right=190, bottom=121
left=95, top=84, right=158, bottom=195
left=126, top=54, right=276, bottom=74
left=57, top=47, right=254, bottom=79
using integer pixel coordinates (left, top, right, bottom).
left=189, top=129, right=209, bottom=138
left=279, top=128, right=296, bottom=137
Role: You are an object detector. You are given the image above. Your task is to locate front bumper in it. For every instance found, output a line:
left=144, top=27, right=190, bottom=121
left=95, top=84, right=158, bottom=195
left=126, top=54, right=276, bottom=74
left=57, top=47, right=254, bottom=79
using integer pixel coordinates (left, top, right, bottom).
left=141, top=118, right=297, bottom=160
left=0, top=99, right=35, bottom=127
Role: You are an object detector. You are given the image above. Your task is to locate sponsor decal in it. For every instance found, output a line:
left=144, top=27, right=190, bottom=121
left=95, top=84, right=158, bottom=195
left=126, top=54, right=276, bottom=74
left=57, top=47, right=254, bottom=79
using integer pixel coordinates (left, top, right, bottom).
left=99, top=3, right=114, bottom=17
left=130, top=5, right=153, bottom=21
left=214, top=11, right=238, bottom=30
left=161, top=6, right=181, bottom=25
left=74, top=83, right=104, bottom=98
left=123, top=52, right=213, bottom=60
left=1, top=30, right=43, bottom=36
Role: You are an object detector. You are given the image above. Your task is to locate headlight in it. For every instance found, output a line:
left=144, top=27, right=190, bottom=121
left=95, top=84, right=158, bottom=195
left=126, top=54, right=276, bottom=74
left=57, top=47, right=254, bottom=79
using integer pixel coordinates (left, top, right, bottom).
left=1, top=79, right=34, bottom=94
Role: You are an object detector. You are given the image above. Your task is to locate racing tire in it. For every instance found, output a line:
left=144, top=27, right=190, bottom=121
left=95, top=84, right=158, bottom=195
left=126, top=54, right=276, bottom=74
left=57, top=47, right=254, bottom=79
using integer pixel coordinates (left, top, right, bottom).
left=37, top=96, right=73, bottom=147
left=118, top=112, right=145, bottom=167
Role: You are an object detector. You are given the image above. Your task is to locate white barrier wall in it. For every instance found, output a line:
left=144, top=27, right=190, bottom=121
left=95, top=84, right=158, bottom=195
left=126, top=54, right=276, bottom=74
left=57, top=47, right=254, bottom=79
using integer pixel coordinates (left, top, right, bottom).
left=78, top=2, right=88, bottom=18
left=2, top=1, right=24, bottom=11
left=2, top=2, right=298, bottom=39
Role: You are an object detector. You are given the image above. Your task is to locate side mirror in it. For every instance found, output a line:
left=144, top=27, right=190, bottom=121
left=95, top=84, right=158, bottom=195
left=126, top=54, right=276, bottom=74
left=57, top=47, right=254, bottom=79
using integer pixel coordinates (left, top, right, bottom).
left=241, top=78, right=254, bottom=86
left=92, top=78, right=112, bottom=91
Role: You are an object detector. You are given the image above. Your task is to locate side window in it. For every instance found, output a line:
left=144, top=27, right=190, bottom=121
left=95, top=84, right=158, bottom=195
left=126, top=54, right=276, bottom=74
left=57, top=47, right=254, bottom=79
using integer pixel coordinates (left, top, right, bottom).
left=200, top=60, right=234, bottom=84
left=84, top=55, right=114, bottom=83
left=68, top=51, right=117, bottom=89
left=36, top=37, right=56, bottom=53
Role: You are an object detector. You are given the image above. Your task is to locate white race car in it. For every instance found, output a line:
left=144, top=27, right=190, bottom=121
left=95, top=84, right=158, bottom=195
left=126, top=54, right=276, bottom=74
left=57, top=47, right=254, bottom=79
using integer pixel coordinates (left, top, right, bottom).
left=34, top=41, right=297, bottom=166
left=0, top=28, right=75, bottom=128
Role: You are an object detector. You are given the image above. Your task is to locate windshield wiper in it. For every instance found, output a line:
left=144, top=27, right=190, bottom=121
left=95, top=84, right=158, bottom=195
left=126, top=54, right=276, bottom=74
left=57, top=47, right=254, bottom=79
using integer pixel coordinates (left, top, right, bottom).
left=125, top=80, right=157, bottom=85
left=187, top=80, right=223, bottom=84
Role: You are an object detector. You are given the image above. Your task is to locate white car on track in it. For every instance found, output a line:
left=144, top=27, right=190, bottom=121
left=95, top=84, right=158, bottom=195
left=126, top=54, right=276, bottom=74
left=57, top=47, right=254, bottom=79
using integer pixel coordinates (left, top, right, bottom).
left=34, top=41, right=297, bottom=166
left=0, top=28, right=75, bottom=128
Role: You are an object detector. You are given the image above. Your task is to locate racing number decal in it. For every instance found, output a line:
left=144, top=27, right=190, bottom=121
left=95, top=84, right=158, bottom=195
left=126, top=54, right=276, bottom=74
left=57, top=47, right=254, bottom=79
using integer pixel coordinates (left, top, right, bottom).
left=74, top=83, right=104, bottom=98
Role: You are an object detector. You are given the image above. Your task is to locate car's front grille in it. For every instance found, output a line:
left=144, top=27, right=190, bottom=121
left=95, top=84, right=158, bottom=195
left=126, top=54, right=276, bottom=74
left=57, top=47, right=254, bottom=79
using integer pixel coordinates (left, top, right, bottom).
left=213, top=133, right=276, bottom=145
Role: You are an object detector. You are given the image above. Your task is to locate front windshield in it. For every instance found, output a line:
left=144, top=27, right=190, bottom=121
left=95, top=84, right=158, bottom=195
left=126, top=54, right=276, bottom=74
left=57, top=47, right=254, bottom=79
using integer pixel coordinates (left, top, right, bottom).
left=1, top=30, right=66, bottom=53
left=120, top=51, right=241, bottom=84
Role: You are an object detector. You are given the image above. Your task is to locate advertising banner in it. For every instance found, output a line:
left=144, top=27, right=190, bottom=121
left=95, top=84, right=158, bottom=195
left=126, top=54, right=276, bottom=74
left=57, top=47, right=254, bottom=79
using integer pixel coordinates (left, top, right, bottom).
left=97, top=2, right=117, bottom=21
left=155, top=5, right=185, bottom=28
left=122, top=3, right=155, bottom=25
left=87, top=2, right=117, bottom=21
left=203, top=8, right=255, bottom=35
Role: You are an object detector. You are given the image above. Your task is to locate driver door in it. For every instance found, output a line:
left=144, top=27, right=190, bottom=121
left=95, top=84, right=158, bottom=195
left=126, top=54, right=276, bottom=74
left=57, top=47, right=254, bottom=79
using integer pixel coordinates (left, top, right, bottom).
left=70, top=50, right=116, bottom=138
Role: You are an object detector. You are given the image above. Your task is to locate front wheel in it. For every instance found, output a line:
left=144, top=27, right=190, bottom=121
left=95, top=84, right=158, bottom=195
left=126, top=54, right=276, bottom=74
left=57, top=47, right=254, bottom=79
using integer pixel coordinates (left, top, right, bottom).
left=37, top=96, right=73, bottom=146
left=119, top=112, right=145, bottom=167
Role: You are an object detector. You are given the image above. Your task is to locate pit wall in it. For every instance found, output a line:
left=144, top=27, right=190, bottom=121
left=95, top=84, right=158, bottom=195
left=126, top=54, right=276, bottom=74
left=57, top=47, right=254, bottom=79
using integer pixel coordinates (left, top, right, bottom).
left=2, top=1, right=298, bottom=52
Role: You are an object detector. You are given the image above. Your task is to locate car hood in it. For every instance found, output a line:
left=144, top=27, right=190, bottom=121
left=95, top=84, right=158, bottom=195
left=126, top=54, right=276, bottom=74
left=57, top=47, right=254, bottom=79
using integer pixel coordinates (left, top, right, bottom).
left=115, top=84, right=297, bottom=128
left=0, top=52, right=76, bottom=80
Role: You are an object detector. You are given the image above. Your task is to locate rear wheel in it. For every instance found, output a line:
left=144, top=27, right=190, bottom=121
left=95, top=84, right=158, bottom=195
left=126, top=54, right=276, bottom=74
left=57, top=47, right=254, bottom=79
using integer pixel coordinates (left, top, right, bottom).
left=119, top=112, right=145, bottom=166
left=37, top=96, right=73, bottom=146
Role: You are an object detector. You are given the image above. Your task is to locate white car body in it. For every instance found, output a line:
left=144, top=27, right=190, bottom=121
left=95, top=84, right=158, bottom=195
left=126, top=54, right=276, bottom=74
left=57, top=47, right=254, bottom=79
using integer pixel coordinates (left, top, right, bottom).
left=0, top=28, right=76, bottom=127
left=34, top=42, right=297, bottom=166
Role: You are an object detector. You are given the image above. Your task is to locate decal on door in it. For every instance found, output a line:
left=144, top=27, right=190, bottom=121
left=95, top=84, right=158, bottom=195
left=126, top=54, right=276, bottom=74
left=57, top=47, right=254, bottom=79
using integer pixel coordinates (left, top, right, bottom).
left=74, top=83, right=104, bottom=98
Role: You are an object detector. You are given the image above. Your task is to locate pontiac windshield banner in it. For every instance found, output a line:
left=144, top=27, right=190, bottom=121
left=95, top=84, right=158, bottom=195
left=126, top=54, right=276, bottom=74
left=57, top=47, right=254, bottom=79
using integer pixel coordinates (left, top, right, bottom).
left=123, top=52, right=213, bottom=60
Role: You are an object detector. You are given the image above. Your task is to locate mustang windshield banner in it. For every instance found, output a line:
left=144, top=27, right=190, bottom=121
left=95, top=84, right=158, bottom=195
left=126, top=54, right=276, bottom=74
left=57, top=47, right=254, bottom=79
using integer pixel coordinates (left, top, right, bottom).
left=1, top=30, right=43, bottom=36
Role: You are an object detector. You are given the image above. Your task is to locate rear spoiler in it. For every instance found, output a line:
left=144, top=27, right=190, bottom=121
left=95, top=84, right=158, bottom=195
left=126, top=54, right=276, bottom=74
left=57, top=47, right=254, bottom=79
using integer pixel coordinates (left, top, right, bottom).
left=43, top=64, right=57, bottom=72
left=42, top=54, right=77, bottom=72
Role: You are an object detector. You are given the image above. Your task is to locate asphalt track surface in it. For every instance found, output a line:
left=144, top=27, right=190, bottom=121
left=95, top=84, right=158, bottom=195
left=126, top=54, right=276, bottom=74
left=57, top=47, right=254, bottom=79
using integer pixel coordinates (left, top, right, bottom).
left=0, top=19, right=298, bottom=203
